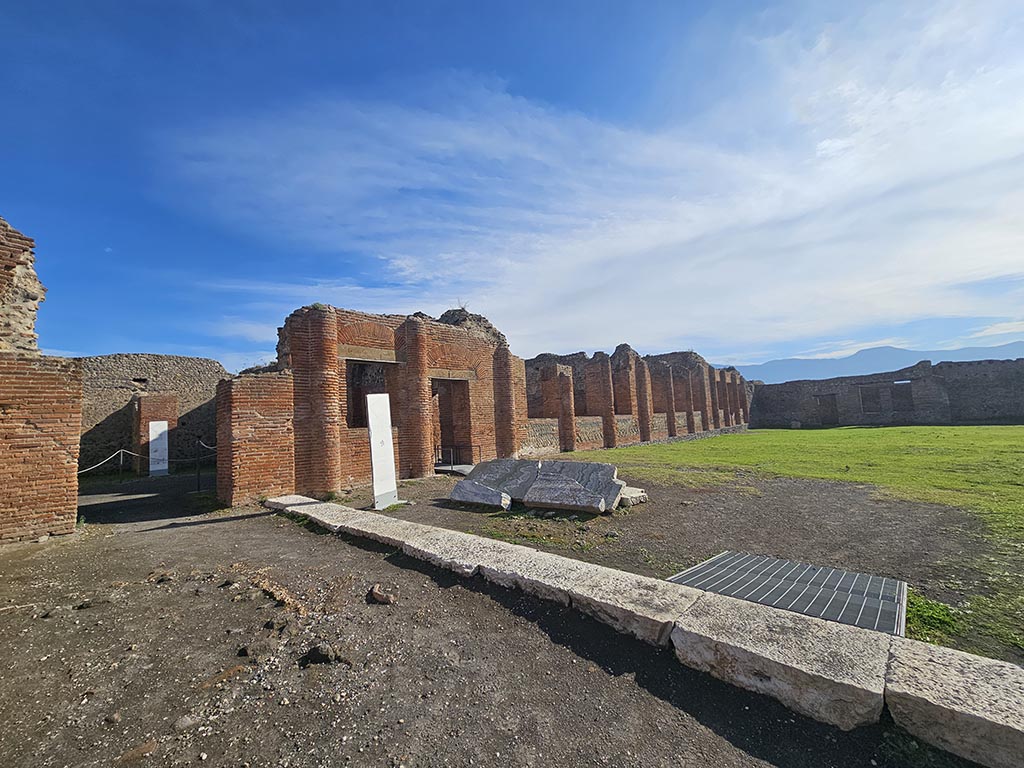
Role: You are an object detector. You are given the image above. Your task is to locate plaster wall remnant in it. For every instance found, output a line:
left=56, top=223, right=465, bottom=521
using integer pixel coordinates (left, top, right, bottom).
left=217, top=305, right=749, bottom=505
left=749, top=359, right=1024, bottom=428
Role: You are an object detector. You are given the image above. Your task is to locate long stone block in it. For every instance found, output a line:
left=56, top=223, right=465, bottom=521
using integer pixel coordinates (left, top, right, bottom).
left=265, top=494, right=318, bottom=511
left=479, top=551, right=701, bottom=645
left=670, top=592, right=889, bottom=730
left=400, top=528, right=535, bottom=577
left=885, top=637, right=1024, bottom=768
left=336, top=511, right=438, bottom=548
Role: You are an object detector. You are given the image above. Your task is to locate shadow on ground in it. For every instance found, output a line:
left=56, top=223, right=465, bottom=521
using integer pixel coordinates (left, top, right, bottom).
left=77, top=472, right=224, bottom=524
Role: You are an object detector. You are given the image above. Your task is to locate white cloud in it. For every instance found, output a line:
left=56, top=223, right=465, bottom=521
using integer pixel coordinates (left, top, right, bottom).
left=793, top=337, right=913, bottom=359
left=969, top=320, right=1024, bottom=338
left=164, top=0, right=1024, bottom=360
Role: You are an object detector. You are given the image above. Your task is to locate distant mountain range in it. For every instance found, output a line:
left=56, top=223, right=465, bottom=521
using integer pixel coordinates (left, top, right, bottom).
left=723, top=341, right=1024, bottom=385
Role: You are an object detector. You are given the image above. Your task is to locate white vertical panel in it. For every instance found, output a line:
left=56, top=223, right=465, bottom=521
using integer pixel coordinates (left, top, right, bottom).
left=148, top=420, right=169, bottom=477
left=366, top=393, right=398, bottom=509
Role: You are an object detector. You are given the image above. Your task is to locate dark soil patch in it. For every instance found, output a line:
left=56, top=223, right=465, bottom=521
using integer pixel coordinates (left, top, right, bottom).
left=0, top=480, right=976, bottom=767
left=349, top=471, right=1011, bottom=663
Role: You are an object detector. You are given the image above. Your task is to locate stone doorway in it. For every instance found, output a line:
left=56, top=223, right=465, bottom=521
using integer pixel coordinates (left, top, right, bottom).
left=431, top=378, right=474, bottom=467
left=816, top=394, right=839, bottom=426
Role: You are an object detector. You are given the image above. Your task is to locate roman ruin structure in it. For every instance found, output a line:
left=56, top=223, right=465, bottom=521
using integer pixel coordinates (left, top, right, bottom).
left=0, top=217, right=82, bottom=541
left=78, top=353, right=227, bottom=470
left=749, top=360, right=1024, bottom=427
left=217, top=304, right=749, bottom=505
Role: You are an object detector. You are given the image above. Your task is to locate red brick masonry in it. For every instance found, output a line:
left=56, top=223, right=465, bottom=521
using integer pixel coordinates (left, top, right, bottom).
left=0, top=353, right=82, bottom=541
left=217, top=305, right=748, bottom=505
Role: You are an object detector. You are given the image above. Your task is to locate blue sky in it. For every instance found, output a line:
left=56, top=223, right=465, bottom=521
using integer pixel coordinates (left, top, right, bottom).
left=3, top=1, right=1024, bottom=371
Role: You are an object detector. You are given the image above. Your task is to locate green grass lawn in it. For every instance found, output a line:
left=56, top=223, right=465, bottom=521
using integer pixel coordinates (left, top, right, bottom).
left=570, top=426, right=1024, bottom=660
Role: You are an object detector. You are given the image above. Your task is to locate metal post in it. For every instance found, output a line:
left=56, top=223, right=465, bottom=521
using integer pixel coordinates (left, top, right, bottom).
left=196, top=438, right=201, bottom=493
left=118, top=449, right=124, bottom=484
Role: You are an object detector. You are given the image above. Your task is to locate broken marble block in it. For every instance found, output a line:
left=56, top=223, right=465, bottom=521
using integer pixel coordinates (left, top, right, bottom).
left=449, top=479, right=512, bottom=510
left=618, top=487, right=649, bottom=507
left=463, top=459, right=540, bottom=500
left=523, top=475, right=606, bottom=514
left=536, top=461, right=626, bottom=510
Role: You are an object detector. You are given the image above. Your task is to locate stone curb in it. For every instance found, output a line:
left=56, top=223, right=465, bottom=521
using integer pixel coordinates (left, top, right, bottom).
left=885, top=636, right=1023, bottom=768
left=669, top=591, right=888, bottom=731
left=265, top=495, right=1023, bottom=766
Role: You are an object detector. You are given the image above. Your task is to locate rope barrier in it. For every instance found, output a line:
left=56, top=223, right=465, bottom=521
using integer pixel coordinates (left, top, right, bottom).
left=77, top=450, right=125, bottom=475
left=198, top=440, right=217, bottom=451
left=77, top=448, right=216, bottom=475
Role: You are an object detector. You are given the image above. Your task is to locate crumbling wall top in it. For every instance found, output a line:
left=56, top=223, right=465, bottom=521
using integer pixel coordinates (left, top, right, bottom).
left=0, top=216, right=45, bottom=355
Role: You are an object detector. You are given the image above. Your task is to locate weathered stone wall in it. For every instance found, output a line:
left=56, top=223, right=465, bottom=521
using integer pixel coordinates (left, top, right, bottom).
left=0, top=217, right=45, bottom=354
left=749, top=359, right=1024, bottom=428
left=78, top=354, right=228, bottom=470
left=936, top=359, right=1024, bottom=424
left=522, top=418, right=560, bottom=457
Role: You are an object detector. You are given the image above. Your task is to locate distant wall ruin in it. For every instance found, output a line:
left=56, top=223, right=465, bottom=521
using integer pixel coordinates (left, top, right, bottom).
left=749, top=359, right=1024, bottom=428
left=522, top=346, right=749, bottom=456
left=78, top=354, right=227, bottom=470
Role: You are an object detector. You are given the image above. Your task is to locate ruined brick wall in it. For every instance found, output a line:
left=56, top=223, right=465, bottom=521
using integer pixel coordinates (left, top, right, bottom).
left=216, top=372, right=295, bottom=506
left=0, top=218, right=84, bottom=542
left=217, top=305, right=526, bottom=503
left=749, top=361, right=952, bottom=428
left=0, top=353, right=82, bottom=542
left=78, top=354, right=227, bottom=470
left=0, top=218, right=44, bottom=354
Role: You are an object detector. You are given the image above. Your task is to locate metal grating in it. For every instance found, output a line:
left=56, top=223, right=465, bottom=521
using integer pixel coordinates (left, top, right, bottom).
left=667, top=551, right=907, bottom=636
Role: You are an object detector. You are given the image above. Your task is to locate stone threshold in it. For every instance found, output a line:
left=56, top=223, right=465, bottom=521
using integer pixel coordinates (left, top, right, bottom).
left=264, top=495, right=1023, bottom=768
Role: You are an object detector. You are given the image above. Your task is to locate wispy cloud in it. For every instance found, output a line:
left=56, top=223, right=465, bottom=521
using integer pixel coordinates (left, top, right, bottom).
left=163, top=0, right=1024, bottom=360
left=970, top=320, right=1024, bottom=339
left=793, top=337, right=913, bottom=360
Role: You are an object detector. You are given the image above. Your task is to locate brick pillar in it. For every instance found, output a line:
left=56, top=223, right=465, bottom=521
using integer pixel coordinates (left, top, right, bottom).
left=291, top=307, right=342, bottom=495
left=738, top=376, right=749, bottom=423
left=675, top=373, right=695, bottom=434
left=651, top=365, right=677, bottom=437
left=539, top=365, right=561, bottom=418
left=557, top=369, right=576, bottom=451
left=612, top=358, right=637, bottom=415
left=720, top=371, right=735, bottom=427
left=688, top=367, right=712, bottom=432
left=216, top=373, right=295, bottom=506
left=132, top=392, right=178, bottom=474
left=707, top=365, right=722, bottom=429
left=585, top=354, right=616, bottom=448
left=401, top=317, right=435, bottom=477
left=636, top=359, right=653, bottom=442
left=493, top=345, right=524, bottom=459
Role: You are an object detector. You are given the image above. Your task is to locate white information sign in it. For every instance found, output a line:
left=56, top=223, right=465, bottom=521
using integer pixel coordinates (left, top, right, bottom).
left=366, top=393, right=398, bottom=509
left=148, top=420, right=169, bottom=477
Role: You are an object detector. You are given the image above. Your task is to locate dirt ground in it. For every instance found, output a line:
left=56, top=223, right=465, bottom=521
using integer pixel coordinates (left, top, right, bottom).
left=350, top=470, right=1001, bottom=645
left=0, top=475, right=975, bottom=767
